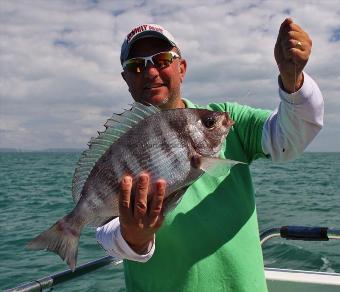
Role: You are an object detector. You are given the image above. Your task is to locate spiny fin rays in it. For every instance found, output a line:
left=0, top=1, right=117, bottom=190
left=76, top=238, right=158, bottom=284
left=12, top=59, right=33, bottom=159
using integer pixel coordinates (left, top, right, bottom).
left=71, top=102, right=161, bottom=204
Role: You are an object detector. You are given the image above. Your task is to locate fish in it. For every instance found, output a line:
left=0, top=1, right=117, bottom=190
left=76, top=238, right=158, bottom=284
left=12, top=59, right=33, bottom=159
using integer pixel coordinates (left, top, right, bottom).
left=27, top=102, right=240, bottom=271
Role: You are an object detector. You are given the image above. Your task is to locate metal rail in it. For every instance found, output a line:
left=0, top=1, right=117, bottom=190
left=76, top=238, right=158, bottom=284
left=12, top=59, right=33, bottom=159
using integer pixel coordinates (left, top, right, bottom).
left=260, top=226, right=340, bottom=245
left=6, top=225, right=340, bottom=291
left=5, top=256, right=122, bottom=292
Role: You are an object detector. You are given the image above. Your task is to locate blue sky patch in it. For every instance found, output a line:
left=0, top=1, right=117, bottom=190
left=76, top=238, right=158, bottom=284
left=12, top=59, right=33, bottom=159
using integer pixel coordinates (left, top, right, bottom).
left=53, top=39, right=75, bottom=48
left=282, top=8, right=291, bottom=15
left=111, top=9, right=125, bottom=16
left=330, top=27, right=340, bottom=42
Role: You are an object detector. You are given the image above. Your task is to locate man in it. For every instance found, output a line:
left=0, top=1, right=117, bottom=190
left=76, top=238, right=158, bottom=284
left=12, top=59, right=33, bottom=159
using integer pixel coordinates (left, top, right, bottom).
left=96, top=19, right=324, bottom=291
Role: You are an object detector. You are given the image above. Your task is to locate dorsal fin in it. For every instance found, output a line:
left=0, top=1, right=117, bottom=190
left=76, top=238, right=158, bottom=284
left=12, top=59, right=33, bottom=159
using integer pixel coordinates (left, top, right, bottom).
left=71, top=102, right=160, bottom=203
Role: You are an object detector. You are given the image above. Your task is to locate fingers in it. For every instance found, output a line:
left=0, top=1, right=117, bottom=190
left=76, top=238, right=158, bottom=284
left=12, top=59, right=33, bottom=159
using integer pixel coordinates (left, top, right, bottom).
left=118, top=173, right=166, bottom=253
left=284, top=39, right=310, bottom=63
left=119, top=175, right=133, bottom=218
left=148, top=179, right=166, bottom=226
left=277, top=18, right=290, bottom=42
left=119, top=173, right=166, bottom=223
left=276, top=18, right=312, bottom=62
left=283, top=18, right=303, bottom=33
left=279, top=18, right=299, bottom=35
left=134, top=173, right=149, bottom=220
left=279, top=19, right=312, bottom=48
left=285, top=32, right=310, bottom=51
left=282, top=41, right=309, bottom=62
left=288, top=38, right=305, bottom=51
left=119, top=173, right=150, bottom=220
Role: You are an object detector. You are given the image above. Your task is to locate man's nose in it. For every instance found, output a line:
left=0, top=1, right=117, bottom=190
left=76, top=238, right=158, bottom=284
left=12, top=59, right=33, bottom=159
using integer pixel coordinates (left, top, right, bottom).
left=143, top=60, right=159, bottom=77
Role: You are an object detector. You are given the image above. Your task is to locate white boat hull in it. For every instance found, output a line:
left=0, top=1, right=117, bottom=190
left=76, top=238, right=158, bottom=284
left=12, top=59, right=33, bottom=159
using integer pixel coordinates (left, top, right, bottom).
left=265, top=268, right=340, bottom=292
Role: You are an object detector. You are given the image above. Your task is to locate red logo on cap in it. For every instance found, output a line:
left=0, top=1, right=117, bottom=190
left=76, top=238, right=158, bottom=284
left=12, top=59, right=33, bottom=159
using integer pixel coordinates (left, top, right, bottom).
left=126, top=24, right=164, bottom=43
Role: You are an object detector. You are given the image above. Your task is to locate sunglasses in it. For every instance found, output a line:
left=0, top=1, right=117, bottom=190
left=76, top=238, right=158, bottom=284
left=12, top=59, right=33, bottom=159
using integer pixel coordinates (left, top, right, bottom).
left=123, top=51, right=180, bottom=73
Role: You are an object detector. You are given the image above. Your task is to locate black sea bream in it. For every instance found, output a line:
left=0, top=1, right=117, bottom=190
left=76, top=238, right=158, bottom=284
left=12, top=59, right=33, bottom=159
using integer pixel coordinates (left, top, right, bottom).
left=27, top=102, right=239, bottom=270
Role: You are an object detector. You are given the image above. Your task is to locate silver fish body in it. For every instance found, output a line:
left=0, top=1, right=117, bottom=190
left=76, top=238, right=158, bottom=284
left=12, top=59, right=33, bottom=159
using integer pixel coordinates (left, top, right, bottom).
left=27, top=103, right=236, bottom=271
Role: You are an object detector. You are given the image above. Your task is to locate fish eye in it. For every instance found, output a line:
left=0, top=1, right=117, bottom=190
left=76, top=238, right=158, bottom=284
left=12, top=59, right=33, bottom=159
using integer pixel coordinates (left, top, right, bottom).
left=203, top=116, right=216, bottom=129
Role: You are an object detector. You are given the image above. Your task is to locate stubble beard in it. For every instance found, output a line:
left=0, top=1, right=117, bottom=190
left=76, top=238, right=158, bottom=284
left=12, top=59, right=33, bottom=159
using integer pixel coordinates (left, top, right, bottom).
left=158, top=87, right=182, bottom=110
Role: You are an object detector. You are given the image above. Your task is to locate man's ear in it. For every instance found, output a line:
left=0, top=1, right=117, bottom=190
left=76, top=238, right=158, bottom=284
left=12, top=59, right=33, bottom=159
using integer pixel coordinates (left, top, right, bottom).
left=121, top=71, right=131, bottom=93
left=179, top=59, right=187, bottom=83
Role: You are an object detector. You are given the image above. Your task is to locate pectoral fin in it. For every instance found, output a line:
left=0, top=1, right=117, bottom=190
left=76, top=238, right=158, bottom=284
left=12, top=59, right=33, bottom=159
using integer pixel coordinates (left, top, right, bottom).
left=199, top=157, right=245, bottom=177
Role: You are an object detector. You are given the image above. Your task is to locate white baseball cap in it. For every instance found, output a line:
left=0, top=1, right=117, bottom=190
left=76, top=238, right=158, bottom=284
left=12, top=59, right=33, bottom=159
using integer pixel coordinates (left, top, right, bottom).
left=120, top=24, right=180, bottom=65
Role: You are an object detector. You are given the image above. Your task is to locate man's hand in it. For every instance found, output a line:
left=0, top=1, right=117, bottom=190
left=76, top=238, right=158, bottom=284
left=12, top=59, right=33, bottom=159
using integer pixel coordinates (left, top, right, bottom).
left=274, top=18, right=312, bottom=93
left=119, top=173, right=166, bottom=254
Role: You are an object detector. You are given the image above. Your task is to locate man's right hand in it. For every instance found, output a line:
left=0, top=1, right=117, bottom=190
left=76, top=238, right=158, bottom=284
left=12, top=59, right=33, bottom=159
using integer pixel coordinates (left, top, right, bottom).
left=119, top=173, right=166, bottom=254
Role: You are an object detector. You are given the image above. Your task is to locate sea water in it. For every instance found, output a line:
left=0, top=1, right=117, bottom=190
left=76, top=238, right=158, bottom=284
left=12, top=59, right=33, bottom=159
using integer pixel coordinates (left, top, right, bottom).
left=0, top=152, right=339, bottom=291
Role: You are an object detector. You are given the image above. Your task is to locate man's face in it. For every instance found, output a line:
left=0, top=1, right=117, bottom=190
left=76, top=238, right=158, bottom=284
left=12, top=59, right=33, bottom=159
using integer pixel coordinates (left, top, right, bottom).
left=121, top=38, right=187, bottom=110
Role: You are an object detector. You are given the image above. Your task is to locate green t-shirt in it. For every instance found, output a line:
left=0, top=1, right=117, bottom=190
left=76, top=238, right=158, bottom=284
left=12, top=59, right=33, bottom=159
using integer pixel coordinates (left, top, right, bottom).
left=124, top=100, right=271, bottom=292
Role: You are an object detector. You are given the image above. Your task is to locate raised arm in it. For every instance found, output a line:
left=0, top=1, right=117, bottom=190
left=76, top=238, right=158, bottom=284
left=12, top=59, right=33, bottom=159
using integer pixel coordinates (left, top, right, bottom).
left=263, top=18, right=324, bottom=161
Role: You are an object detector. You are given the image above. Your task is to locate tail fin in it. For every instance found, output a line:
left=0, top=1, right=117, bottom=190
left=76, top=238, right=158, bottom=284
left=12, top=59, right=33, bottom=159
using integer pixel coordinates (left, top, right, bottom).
left=27, top=214, right=82, bottom=271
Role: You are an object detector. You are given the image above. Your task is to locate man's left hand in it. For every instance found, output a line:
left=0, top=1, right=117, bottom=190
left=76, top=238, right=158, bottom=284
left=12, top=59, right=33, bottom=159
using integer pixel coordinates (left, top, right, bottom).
left=274, top=18, right=312, bottom=93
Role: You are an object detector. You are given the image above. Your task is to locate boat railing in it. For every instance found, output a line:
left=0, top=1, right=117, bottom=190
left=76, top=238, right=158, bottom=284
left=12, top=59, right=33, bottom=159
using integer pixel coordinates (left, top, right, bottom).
left=5, top=256, right=121, bottom=292
left=5, top=225, right=340, bottom=292
left=260, top=226, right=340, bottom=245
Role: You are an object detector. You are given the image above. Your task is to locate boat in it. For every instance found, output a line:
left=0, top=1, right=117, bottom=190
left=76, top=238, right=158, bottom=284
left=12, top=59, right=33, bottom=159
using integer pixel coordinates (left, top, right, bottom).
left=261, top=226, right=340, bottom=292
left=6, top=225, right=340, bottom=292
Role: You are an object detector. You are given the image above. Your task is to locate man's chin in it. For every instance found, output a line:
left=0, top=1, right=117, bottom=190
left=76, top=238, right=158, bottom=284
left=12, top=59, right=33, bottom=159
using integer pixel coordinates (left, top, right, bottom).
left=140, top=95, right=169, bottom=107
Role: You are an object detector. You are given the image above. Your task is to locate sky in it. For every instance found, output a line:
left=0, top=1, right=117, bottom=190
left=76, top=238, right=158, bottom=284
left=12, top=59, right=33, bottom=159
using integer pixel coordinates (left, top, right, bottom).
left=0, top=0, right=339, bottom=151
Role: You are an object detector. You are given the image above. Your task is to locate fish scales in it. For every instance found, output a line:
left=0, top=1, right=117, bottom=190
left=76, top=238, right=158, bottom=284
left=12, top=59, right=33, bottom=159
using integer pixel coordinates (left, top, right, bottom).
left=104, top=111, right=187, bottom=189
left=75, top=110, right=191, bottom=227
left=27, top=102, right=236, bottom=271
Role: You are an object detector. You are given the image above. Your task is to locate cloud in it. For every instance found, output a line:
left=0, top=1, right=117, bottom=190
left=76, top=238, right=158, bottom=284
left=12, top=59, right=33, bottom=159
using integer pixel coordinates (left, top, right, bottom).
left=0, top=0, right=339, bottom=151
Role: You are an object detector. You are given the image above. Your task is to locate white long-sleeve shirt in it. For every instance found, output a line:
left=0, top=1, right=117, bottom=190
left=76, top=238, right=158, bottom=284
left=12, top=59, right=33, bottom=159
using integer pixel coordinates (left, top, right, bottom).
left=96, top=72, right=324, bottom=262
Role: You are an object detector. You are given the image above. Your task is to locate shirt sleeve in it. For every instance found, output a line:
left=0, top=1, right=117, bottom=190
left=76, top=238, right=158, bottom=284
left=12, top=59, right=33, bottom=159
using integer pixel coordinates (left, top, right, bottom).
left=96, top=217, right=155, bottom=262
left=262, top=72, right=324, bottom=162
